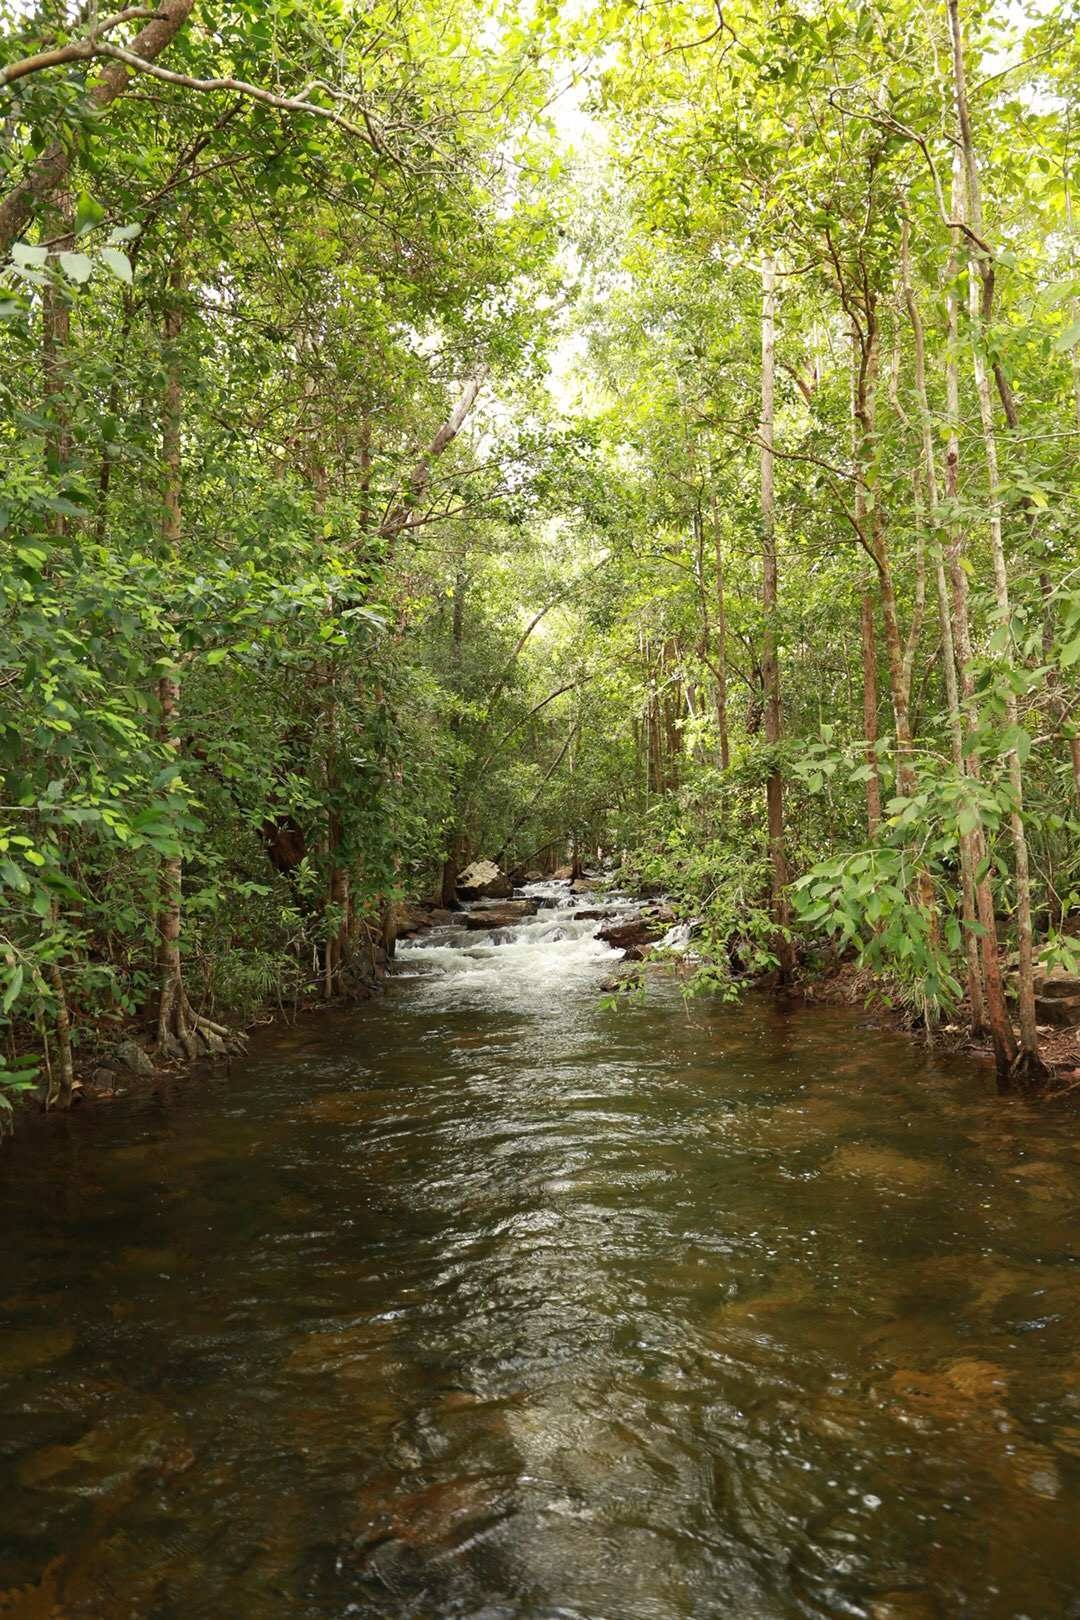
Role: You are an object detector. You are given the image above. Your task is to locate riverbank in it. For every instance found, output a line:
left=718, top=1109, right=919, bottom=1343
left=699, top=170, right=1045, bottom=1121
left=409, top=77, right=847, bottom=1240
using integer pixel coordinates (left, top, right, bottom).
left=800, top=960, right=1080, bottom=1096
left=11, top=876, right=1080, bottom=1134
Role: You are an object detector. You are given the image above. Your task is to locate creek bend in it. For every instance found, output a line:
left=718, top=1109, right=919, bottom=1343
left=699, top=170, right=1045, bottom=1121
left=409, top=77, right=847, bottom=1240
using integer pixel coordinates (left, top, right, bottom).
left=1, top=883, right=1079, bottom=1620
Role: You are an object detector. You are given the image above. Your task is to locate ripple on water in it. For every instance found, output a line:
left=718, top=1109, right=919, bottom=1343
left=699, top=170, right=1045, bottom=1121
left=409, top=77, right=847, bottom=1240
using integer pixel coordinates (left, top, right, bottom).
left=2, top=892, right=1080, bottom=1616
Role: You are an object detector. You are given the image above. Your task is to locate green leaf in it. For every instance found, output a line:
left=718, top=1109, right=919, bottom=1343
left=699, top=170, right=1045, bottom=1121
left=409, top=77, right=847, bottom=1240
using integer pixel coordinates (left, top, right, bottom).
left=2, top=965, right=23, bottom=1014
left=1052, top=319, right=1080, bottom=353
left=11, top=241, right=49, bottom=268
left=99, top=248, right=133, bottom=285
left=59, top=251, right=93, bottom=285
left=74, top=191, right=106, bottom=237
left=0, top=858, right=30, bottom=895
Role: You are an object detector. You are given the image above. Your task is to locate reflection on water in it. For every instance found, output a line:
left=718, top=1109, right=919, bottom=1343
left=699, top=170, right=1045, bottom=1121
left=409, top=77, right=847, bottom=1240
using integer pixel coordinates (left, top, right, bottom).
left=1, top=884, right=1079, bottom=1619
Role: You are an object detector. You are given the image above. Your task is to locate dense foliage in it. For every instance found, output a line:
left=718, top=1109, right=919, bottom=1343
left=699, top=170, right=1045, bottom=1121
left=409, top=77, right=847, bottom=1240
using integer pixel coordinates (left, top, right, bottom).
left=3, top=0, right=1079, bottom=1122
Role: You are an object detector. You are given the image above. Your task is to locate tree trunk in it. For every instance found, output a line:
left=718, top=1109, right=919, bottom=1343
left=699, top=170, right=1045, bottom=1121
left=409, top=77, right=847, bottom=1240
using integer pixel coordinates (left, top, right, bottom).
left=948, top=0, right=1044, bottom=1082
left=760, top=255, right=795, bottom=984
left=42, top=197, right=73, bottom=525
left=900, top=217, right=985, bottom=1030
left=850, top=322, right=920, bottom=799
left=860, top=587, right=882, bottom=836
left=44, top=892, right=74, bottom=1110
left=712, top=493, right=731, bottom=771
left=942, top=152, right=1017, bottom=1081
left=155, top=275, right=196, bottom=1057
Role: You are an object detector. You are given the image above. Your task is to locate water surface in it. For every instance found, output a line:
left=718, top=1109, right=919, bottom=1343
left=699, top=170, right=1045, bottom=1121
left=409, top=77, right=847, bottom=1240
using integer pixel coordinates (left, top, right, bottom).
left=2, top=885, right=1079, bottom=1619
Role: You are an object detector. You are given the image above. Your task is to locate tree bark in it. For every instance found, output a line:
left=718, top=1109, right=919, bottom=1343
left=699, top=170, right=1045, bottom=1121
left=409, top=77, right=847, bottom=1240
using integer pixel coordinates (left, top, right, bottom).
left=378, top=375, right=486, bottom=542
left=901, top=217, right=985, bottom=1029
left=859, top=587, right=882, bottom=836
left=942, top=152, right=1017, bottom=1080
left=712, top=492, right=731, bottom=771
left=41, top=197, right=73, bottom=524
left=152, top=261, right=226, bottom=1060
left=760, top=255, right=795, bottom=985
left=948, top=0, right=1044, bottom=1082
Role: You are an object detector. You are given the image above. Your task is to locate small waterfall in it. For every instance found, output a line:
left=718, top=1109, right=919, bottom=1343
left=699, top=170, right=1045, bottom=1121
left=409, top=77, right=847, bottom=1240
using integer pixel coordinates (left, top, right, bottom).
left=395, top=881, right=641, bottom=1009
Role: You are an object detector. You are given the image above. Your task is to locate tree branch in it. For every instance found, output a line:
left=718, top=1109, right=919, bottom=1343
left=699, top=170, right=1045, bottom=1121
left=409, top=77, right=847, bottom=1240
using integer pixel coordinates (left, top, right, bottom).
left=0, top=0, right=195, bottom=255
left=90, top=42, right=388, bottom=152
left=0, top=9, right=169, bottom=87
left=377, top=373, right=488, bottom=541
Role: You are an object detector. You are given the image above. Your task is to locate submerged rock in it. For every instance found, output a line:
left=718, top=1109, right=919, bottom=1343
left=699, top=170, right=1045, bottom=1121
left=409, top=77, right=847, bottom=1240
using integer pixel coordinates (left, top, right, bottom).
left=17, top=1411, right=193, bottom=1497
left=600, top=968, right=640, bottom=993
left=941, top=1359, right=1008, bottom=1399
left=0, top=1326, right=75, bottom=1379
left=826, top=1144, right=936, bottom=1191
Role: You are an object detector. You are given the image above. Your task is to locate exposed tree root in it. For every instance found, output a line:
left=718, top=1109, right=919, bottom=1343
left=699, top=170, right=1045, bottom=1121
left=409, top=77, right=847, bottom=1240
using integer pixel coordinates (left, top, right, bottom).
left=157, top=977, right=247, bottom=1063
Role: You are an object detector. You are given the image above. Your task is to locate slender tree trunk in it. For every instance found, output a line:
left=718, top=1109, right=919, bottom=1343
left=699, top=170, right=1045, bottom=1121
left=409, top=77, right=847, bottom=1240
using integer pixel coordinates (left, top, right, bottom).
left=965, top=270, right=1042, bottom=1073
left=44, top=896, right=74, bottom=1109
left=860, top=588, right=882, bottom=836
left=713, top=498, right=731, bottom=771
left=1059, top=153, right=1080, bottom=760
left=151, top=267, right=231, bottom=1059
left=850, top=322, right=920, bottom=799
left=760, top=255, right=795, bottom=984
left=948, top=0, right=1044, bottom=1081
left=39, top=201, right=79, bottom=1097
left=155, top=269, right=196, bottom=1058
left=94, top=291, right=134, bottom=544
left=439, top=569, right=468, bottom=905
left=901, top=218, right=985, bottom=1029
left=942, top=153, right=1018, bottom=1080
left=42, top=198, right=73, bottom=527
left=849, top=315, right=883, bottom=835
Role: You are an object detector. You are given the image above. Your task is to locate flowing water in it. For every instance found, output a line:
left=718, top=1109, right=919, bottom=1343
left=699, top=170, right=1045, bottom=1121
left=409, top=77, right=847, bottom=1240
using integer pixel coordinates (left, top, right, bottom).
left=2, top=883, right=1080, bottom=1620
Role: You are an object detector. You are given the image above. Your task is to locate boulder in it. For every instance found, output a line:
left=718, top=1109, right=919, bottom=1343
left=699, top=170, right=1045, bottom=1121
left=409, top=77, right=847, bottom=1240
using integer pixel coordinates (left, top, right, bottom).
left=1034, top=970, right=1080, bottom=1027
left=456, top=860, right=512, bottom=900
left=426, top=908, right=458, bottom=929
left=570, top=878, right=593, bottom=894
left=552, top=864, right=574, bottom=880
left=390, top=902, right=427, bottom=937
left=574, top=909, right=609, bottom=922
left=114, top=1040, right=155, bottom=1077
left=596, top=916, right=667, bottom=953
left=463, top=902, right=537, bottom=931
left=524, top=869, right=543, bottom=882
left=1035, top=969, right=1080, bottom=998
left=390, top=903, right=463, bottom=940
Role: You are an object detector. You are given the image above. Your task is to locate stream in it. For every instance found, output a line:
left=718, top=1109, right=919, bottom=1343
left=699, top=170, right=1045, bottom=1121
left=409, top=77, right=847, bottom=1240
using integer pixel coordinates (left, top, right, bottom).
left=2, top=882, right=1079, bottom=1619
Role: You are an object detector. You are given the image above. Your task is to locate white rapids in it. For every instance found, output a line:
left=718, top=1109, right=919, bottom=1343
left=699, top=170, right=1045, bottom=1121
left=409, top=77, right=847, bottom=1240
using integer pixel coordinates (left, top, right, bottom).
left=393, top=880, right=640, bottom=1011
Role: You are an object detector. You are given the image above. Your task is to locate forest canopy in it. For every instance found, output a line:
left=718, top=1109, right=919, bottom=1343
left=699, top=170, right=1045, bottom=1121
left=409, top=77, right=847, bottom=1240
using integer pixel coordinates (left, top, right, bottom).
left=2, top=0, right=1080, bottom=1116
